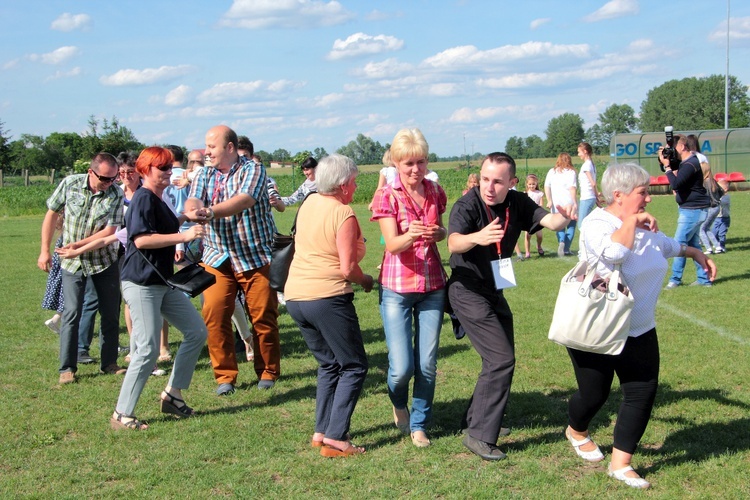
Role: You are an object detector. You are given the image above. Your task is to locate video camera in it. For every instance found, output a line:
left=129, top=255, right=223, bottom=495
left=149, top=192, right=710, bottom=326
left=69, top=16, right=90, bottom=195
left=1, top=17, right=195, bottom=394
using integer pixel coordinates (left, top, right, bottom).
left=659, top=126, right=680, bottom=172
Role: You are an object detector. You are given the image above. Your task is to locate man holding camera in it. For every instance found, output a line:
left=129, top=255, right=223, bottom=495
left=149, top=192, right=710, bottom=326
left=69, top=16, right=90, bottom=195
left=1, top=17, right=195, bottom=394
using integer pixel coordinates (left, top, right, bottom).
left=660, top=135, right=713, bottom=288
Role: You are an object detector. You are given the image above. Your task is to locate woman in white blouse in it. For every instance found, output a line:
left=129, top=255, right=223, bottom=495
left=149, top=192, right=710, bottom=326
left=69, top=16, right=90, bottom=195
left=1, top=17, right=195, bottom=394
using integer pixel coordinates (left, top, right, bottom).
left=562, top=163, right=715, bottom=489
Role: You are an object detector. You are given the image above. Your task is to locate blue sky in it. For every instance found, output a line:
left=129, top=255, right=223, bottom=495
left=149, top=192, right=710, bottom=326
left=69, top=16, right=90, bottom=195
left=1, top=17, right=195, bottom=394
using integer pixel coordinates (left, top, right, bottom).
left=1, top=0, right=749, bottom=158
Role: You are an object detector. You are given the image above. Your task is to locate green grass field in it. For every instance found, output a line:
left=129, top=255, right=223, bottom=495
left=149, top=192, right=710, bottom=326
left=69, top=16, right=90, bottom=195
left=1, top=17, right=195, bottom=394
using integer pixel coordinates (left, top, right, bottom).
left=1, top=190, right=749, bottom=497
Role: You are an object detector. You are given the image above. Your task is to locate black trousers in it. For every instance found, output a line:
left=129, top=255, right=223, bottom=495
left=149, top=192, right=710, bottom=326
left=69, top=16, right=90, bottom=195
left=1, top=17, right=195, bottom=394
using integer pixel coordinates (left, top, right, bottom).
left=567, top=329, right=660, bottom=454
left=449, top=281, right=514, bottom=445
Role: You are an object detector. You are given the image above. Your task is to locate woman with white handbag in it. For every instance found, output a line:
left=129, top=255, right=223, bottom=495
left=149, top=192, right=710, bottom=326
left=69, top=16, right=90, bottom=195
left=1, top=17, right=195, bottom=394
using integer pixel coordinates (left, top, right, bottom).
left=563, top=163, right=715, bottom=489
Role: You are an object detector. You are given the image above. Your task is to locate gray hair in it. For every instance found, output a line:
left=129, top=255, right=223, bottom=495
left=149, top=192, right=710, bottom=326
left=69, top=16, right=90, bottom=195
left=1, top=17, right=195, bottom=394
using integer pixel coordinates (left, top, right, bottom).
left=315, top=154, right=358, bottom=194
left=600, top=163, right=650, bottom=205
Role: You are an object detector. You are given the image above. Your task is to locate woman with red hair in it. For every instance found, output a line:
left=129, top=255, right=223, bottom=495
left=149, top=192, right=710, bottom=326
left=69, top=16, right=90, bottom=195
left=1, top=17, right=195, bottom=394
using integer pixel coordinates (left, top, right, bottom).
left=111, top=146, right=208, bottom=430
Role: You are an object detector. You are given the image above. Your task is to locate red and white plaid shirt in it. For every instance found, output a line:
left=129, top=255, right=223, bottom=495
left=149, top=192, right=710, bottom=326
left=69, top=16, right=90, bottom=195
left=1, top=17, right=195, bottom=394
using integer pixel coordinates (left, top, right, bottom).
left=370, top=176, right=447, bottom=293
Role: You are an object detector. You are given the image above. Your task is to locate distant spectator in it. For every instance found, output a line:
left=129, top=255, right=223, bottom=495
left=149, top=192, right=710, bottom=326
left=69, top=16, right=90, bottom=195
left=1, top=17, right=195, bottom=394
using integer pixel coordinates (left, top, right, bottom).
left=545, top=152, right=578, bottom=256
left=271, top=157, right=317, bottom=210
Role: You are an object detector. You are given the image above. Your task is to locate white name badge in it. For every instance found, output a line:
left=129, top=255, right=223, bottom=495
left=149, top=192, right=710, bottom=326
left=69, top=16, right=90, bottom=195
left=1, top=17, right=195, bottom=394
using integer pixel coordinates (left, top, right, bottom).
left=491, top=258, right=517, bottom=290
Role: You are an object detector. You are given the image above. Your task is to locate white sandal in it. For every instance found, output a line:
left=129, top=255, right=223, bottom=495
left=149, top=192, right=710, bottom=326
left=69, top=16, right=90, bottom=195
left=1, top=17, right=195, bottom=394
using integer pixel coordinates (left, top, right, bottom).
left=607, top=464, right=650, bottom=489
left=565, top=427, right=604, bottom=462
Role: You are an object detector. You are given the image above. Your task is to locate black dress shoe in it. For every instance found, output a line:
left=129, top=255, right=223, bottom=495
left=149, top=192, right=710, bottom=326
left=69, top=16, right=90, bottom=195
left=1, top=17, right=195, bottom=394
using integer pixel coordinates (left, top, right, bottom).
left=462, top=434, right=507, bottom=461
left=77, top=352, right=95, bottom=364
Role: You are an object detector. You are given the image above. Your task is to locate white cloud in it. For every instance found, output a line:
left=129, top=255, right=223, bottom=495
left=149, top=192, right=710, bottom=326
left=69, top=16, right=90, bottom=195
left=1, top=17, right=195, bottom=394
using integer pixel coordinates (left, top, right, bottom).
left=427, top=83, right=459, bottom=97
left=709, top=17, right=750, bottom=44
left=51, top=13, right=92, bottom=32
left=311, top=93, right=345, bottom=107
left=357, top=113, right=388, bottom=126
left=165, top=85, right=192, bottom=106
left=422, top=41, right=590, bottom=69
left=354, top=58, right=414, bottom=79
left=196, top=80, right=303, bottom=103
left=99, top=65, right=194, bottom=86
left=218, top=0, right=354, bottom=29
left=583, top=0, right=639, bottom=23
left=28, top=46, right=80, bottom=65
left=447, top=105, right=546, bottom=124
left=365, top=9, right=402, bottom=22
left=530, top=18, right=551, bottom=30
left=197, top=81, right=264, bottom=102
left=3, top=59, right=20, bottom=70
left=46, top=66, right=82, bottom=81
left=328, top=32, right=404, bottom=60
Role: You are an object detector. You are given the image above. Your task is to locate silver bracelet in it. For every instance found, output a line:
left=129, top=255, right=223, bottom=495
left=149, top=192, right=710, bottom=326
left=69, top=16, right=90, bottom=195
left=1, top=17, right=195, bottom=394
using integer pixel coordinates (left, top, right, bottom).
left=679, top=244, right=687, bottom=257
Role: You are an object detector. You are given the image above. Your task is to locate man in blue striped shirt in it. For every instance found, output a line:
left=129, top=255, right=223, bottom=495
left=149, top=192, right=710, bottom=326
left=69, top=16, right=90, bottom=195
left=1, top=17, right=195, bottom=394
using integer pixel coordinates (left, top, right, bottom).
left=190, top=125, right=280, bottom=394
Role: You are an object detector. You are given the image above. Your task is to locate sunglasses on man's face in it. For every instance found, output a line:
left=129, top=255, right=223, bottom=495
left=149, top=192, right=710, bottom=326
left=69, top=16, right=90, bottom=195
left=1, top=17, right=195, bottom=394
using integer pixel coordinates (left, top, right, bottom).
left=90, top=169, right=118, bottom=183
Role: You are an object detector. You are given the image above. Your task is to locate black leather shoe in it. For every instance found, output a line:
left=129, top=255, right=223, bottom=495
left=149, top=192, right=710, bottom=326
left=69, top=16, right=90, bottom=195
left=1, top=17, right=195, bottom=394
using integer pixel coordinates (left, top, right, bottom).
left=77, top=352, right=95, bottom=364
left=462, top=434, right=507, bottom=461
left=461, top=427, right=511, bottom=437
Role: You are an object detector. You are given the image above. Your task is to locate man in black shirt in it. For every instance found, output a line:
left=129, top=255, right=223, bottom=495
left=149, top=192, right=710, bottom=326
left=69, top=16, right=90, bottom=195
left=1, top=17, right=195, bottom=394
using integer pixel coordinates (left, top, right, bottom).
left=447, top=152, right=575, bottom=460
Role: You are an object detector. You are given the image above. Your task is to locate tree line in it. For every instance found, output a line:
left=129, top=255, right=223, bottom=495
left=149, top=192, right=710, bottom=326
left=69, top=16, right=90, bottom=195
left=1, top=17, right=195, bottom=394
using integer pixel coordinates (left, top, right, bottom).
left=1, top=74, right=748, bottom=176
left=505, top=74, right=750, bottom=159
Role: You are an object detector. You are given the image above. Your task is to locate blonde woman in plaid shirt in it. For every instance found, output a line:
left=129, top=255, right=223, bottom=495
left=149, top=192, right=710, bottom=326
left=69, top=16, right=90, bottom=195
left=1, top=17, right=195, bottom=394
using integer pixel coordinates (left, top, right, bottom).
left=371, top=128, right=447, bottom=448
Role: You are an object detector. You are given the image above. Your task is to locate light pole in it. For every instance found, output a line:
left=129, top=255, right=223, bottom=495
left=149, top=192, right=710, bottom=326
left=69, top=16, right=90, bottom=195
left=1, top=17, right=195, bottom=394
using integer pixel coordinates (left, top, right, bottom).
left=725, top=0, right=730, bottom=130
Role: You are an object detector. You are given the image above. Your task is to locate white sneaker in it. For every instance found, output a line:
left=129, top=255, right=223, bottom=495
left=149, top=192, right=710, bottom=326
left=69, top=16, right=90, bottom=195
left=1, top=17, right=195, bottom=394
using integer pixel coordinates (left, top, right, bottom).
left=151, top=367, right=167, bottom=376
left=716, top=247, right=726, bottom=253
left=704, top=249, right=713, bottom=254
left=557, top=242, right=566, bottom=257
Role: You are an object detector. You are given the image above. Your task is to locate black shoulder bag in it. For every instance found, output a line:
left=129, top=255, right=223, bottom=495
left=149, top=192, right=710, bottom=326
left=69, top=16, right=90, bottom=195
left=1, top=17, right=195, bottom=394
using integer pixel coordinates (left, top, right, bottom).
left=269, top=194, right=312, bottom=292
left=136, top=248, right=216, bottom=298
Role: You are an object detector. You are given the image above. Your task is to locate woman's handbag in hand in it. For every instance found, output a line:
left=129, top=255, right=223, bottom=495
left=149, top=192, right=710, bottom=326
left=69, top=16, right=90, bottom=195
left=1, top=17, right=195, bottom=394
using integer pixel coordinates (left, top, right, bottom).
left=548, top=260, right=634, bottom=355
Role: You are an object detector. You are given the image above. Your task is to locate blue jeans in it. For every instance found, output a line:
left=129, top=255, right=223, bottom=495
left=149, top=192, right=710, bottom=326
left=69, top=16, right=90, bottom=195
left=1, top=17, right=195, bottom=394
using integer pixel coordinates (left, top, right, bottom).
left=379, top=287, right=445, bottom=432
left=59, top=263, right=121, bottom=373
left=671, top=207, right=709, bottom=285
left=699, top=205, right=721, bottom=251
left=116, top=281, right=207, bottom=416
left=556, top=219, right=577, bottom=254
left=578, top=198, right=597, bottom=224
left=713, top=216, right=730, bottom=248
left=77, top=278, right=99, bottom=354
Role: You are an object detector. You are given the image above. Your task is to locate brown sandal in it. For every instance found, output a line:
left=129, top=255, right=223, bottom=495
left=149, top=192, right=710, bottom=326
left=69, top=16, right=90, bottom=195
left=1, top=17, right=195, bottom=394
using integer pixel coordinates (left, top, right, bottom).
left=320, top=443, right=365, bottom=457
left=111, top=411, right=148, bottom=431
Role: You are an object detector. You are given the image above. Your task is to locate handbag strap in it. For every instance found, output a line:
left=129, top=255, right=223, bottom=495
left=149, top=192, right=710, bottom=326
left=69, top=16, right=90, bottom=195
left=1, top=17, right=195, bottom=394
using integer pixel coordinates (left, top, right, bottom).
left=578, top=243, right=623, bottom=301
left=288, top=192, right=313, bottom=237
left=135, top=247, right=176, bottom=290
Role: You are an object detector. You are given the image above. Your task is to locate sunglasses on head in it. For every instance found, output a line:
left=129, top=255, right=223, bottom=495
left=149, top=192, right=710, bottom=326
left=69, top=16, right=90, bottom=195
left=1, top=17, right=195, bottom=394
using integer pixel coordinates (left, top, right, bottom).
left=90, top=169, right=118, bottom=183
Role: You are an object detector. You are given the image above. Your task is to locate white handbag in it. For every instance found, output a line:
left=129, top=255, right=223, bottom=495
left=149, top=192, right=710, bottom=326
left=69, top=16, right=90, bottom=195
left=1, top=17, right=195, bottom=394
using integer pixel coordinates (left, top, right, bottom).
left=548, top=259, right=634, bottom=355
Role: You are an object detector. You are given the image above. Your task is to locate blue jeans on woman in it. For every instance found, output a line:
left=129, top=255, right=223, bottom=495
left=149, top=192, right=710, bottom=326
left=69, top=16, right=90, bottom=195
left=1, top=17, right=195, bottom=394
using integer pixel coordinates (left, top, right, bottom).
left=380, top=287, right=445, bottom=432
left=578, top=198, right=597, bottom=224
left=670, top=207, right=710, bottom=285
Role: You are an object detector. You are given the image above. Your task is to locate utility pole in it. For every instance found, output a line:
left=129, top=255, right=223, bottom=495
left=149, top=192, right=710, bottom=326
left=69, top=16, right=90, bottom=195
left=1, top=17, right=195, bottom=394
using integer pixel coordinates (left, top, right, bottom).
left=725, top=0, right=730, bottom=130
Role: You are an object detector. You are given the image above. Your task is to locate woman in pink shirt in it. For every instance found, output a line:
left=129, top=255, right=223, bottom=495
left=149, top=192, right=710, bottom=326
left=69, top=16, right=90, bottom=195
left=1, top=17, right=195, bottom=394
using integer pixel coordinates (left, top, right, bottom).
left=371, top=128, right=447, bottom=448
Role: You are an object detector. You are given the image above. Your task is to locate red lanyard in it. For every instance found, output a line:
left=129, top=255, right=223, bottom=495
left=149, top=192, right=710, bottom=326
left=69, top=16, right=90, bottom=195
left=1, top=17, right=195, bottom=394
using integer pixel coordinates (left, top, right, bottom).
left=483, top=204, right=510, bottom=255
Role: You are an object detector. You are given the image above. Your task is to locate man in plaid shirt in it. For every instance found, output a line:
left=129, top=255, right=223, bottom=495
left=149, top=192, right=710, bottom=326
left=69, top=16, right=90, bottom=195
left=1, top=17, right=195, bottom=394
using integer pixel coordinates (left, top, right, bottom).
left=190, top=125, right=280, bottom=395
left=38, top=153, right=126, bottom=385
